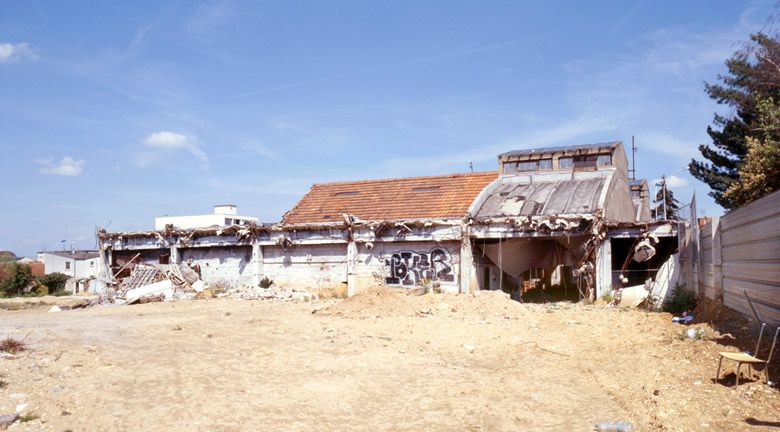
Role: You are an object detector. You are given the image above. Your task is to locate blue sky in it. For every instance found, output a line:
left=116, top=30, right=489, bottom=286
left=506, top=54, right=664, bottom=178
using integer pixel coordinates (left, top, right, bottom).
left=0, top=1, right=776, bottom=257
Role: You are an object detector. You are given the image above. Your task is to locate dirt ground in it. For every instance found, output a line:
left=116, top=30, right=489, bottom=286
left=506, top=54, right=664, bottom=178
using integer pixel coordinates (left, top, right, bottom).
left=1, top=289, right=778, bottom=431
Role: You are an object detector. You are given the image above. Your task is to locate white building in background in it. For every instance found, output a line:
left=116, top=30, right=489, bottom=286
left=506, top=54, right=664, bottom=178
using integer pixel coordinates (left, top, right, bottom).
left=154, top=205, right=259, bottom=230
left=40, top=250, right=100, bottom=278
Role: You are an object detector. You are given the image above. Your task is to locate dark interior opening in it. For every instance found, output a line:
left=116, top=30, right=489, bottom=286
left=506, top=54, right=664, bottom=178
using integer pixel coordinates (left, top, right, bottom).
left=610, top=236, right=678, bottom=287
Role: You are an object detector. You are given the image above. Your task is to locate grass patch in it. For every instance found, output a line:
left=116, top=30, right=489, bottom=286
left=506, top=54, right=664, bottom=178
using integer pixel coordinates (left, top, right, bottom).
left=664, top=284, right=697, bottom=313
left=319, top=285, right=348, bottom=299
left=18, top=412, right=39, bottom=423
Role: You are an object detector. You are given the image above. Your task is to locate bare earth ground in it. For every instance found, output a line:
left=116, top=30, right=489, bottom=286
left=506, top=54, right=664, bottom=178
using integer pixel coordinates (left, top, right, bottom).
left=1, top=289, right=778, bottom=431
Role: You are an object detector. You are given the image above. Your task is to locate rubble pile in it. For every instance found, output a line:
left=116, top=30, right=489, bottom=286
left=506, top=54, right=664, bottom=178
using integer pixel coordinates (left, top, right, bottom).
left=218, top=285, right=317, bottom=302
left=98, top=261, right=316, bottom=305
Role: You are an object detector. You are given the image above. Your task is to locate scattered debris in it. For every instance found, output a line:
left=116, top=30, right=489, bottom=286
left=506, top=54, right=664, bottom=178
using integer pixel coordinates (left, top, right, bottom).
left=219, top=285, right=316, bottom=302
left=672, top=312, right=694, bottom=324
left=616, top=284, right=650, bottom=308
left=0, top=414, right=18, bottom=431
left=594, top=421, right=634, bottom=431
left=47, top=305, right=62, bottom=313
left=125, top=280, right=173, bottom=304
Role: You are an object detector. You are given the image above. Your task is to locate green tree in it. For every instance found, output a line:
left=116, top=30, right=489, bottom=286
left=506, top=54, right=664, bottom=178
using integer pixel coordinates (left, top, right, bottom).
left=653, top=176, right=681, bottom=220
left=723, top=97, right=780, bottom=206
left=0, top=263, right=33, bottom=297
left=38, top=272, right=70, bottom=295
left=690, top=32, right=780, bottom=209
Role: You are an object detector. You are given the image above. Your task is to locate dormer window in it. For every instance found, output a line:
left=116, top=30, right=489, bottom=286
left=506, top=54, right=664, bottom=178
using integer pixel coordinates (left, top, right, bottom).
left=597, top=154, right=612, bottom=166
left=504, top=158, right=552, bottom=173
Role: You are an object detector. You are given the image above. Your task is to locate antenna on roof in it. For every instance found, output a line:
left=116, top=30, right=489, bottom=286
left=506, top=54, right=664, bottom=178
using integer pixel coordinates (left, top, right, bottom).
left=469, top=161, right=474, bottom=173
left=629, top=136, right=638, bottom=181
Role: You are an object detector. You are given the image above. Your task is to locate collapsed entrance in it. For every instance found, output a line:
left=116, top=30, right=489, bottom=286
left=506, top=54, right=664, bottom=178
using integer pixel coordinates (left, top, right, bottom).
left=476, top=236, right=591, bottom=302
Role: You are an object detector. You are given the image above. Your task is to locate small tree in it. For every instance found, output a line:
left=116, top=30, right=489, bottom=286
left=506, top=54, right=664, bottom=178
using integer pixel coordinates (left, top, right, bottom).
left=38, top=272, right=71, bottom=295
left=653, top=176, right=681, bottom=220
left=723, top=97, right=780, bottom=206
left=0, top=263, right=33, bottom=297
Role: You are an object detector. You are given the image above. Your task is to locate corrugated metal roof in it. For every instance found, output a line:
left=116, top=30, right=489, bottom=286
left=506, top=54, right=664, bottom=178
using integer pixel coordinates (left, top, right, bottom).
left=473, top=177, right=606, bottom=218
left=498, top=141, right=620, bottom=158
left=283, top=171, right=498, bottom=224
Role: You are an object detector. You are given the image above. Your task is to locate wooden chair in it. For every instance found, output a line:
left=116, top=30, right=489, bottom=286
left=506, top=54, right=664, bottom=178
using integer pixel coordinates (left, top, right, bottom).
left=715, top=291, right=780, bottom=388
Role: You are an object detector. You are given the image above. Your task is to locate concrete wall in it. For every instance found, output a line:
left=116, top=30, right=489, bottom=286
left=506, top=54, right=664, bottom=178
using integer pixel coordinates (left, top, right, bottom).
left=353, top=240, right=461, bottom=293
left=180, top=246, right=254, bottom=287
left=263, top=243, right=348, bottom=291
left=698, top=220, right=716, bottom=299
left=698, top=190, right=780, bottom=324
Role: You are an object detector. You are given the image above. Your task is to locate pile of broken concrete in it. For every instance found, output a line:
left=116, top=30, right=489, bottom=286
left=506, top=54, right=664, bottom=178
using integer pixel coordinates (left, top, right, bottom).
left=216, top=285, right=317, bottom=302
left=107, top=262, right=315, bottom=305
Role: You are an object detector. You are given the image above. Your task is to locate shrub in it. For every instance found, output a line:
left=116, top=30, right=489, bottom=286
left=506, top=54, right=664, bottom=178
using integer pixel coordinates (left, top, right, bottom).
left=0, top=337, right=27, bottom=354
left=259, top=276, right=273, bottom=288
left=38, top=272, right=70, bottom=295
left=0, top=263, right=33, bottom=297
left=664, top=284, right=697, bottom=313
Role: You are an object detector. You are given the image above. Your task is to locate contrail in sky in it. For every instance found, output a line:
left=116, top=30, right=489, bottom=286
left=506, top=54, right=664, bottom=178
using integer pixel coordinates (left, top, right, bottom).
left=229, top=39, right=536, bottom=99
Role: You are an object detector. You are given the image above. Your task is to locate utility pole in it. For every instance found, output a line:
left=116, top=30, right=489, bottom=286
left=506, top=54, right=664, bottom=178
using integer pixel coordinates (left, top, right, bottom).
left=629, top=136, right=637, bottom=181
left=469, top=161, right=473, bottom=173
left=661, top=175, right=668, bottom=220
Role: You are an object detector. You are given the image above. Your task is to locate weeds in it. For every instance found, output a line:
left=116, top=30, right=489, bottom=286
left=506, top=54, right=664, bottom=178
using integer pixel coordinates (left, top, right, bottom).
left=0, top=337, right=27, bottom=354
left=664, top=284, right=697, bottom=313
left=259, top=277, right=274, bottom=289
left=18, top=412, right=39, bottom=423
left=319, top=285, right=348, bottom=299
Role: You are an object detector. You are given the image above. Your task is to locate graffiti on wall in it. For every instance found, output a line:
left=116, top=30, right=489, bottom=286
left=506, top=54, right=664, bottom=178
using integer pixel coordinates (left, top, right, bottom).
left=384, top=247, right=455, bottom=286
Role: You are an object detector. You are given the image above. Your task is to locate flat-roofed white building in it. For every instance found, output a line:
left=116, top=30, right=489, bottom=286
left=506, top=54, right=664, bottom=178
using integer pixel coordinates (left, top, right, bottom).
left=154, top=205, right=259, bottom=230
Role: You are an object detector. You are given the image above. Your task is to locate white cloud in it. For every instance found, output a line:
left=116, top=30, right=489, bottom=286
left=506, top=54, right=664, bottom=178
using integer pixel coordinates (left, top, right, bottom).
left=143, top=131, right=189, bottom=148
left=37, top=156, right=85, bottom=176
left=0, top=42, right=35, bottom=63
left=653, top=174, right=689, bottom=189
left=141, top=131, right=209, bottom=168
left=665, top=175, right=689, bottom=189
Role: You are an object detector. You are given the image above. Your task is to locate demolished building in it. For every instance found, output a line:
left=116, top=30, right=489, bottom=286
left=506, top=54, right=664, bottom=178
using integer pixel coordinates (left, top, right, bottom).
left=95, top=141, right=687, bottom=304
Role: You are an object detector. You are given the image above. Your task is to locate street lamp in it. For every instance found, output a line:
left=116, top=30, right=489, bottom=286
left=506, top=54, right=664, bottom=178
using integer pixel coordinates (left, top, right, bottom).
left=656, top=167, right=688, bottom=220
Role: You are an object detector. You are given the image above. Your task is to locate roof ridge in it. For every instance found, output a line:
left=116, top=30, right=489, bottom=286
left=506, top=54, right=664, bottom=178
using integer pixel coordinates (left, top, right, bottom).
left=312, top=170, right=497, bottom=187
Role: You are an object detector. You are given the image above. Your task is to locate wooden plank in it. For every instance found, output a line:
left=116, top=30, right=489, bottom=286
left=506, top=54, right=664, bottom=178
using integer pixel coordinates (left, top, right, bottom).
left=721, top=217, right=780, bottom=247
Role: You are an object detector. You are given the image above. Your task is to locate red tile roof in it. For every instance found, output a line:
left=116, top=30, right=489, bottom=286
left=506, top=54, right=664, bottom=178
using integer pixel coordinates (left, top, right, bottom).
left=283, top=171, right=498, bottom=224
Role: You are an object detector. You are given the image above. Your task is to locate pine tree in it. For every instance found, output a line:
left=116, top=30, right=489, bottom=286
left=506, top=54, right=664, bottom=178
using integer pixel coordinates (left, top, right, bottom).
left=723, top=97, right=780, bottom=206
left=690, top=32, right=780, bottom=209
left=653, top=176, right=681, bottom=220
